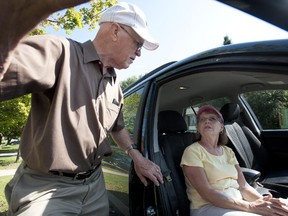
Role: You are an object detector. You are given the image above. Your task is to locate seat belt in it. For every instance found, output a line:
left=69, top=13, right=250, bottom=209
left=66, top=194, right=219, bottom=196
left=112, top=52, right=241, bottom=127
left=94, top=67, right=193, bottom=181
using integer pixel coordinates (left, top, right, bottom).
left=225, top=123, right=252, bottom=168
left=156, top=149, right=180, bottom=216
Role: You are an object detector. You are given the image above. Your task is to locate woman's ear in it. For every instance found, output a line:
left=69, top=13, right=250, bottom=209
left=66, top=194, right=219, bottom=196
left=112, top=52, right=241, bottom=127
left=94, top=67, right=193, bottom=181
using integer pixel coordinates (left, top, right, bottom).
left=221, top=124, right=224, bottom=132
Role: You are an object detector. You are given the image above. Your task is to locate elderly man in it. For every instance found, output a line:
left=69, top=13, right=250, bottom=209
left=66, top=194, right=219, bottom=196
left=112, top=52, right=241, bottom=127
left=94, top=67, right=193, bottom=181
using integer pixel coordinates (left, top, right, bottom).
left=0, top=1, right=163, bottom=215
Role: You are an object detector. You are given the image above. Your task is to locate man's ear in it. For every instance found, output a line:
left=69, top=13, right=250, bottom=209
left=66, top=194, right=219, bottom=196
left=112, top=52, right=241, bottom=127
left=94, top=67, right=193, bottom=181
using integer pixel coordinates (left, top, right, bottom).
left=111, top=23, right=120, bottom=41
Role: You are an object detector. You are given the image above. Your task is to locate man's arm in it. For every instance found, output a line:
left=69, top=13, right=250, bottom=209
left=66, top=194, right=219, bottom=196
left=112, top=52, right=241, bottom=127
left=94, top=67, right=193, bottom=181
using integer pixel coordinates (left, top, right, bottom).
left=111, top=128, right=163, bottom=186
left=0, top=0, right=90, bottom=80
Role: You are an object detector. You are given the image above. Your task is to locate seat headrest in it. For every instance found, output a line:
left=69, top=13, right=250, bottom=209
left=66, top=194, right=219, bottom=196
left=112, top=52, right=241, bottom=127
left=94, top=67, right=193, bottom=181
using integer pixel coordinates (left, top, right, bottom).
left=158, top=110, right=188, bottom=133
left=220, top=103, right=240, bottom=123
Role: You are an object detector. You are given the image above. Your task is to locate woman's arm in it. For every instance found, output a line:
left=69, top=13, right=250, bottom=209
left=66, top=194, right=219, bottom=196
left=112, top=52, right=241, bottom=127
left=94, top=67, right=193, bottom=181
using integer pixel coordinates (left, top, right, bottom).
left=236, top=164, right=263, bottom=201
left=182, top=165, right=288, bottom=216
left=183, top=165, right=251, bottom=211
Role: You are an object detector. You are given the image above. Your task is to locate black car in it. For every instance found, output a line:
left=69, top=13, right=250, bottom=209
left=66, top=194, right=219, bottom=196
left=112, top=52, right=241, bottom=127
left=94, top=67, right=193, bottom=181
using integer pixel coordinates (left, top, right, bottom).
left=104, top=1, right=288, bottom=216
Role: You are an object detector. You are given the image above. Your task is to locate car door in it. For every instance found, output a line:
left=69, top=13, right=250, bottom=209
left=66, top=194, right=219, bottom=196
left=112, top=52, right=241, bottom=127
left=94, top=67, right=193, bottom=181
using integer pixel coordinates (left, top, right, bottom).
left=240, top=90, right=288, bottom=171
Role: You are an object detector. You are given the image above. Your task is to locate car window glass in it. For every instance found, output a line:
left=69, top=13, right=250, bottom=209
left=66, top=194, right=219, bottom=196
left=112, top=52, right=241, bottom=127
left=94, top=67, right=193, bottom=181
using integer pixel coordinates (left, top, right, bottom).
left=184, top=97, right=230, bottom=132
left=241, top=90, right=288, bottom=129
left=123, top=89, right=143, bottom=136
left=103, top=88, right=144, bottom=212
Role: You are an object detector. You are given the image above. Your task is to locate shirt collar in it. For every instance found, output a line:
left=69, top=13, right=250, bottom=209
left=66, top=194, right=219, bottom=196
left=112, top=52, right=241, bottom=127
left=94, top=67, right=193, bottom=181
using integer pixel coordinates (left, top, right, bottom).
left=81, top=40, right=117, bottom=82
left=82, top=40, right=100, bottom=63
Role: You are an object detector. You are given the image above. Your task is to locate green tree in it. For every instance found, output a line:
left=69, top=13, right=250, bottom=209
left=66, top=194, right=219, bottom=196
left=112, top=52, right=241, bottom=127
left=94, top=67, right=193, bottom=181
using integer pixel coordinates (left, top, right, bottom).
left=223, top=35, right=232, bottom=45
left=243, top=90, right=288, bottom=129
left=0, top=95, right=31, bottom=144
left=31, top=0, right=118, bottom=35
left=123, top=91, right=142, bottom=135
left=120, top=75, right=138, bottom=90
left=0, top=0, right=118, bottom=144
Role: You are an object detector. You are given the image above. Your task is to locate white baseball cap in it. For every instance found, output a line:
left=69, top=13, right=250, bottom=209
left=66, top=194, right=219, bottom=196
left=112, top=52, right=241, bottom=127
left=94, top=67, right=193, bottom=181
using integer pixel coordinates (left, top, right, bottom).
left=99, top=2, right=159, bottom=51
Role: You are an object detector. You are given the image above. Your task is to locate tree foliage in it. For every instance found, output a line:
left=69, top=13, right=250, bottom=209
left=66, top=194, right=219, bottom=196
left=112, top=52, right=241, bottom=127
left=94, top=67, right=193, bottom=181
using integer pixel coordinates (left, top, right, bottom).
left=123, top=91, right=142, bottom=135
left=223, top=35, right=232, bottom=45
left=243, top=90, right=288, bottom=129
left=120, top=75, right=138, bottom=90
left=1, top=0, right=118, bottom=143
left=0, top=95, right=31, bottom=143
left=31, top=0, right=118, bottom=35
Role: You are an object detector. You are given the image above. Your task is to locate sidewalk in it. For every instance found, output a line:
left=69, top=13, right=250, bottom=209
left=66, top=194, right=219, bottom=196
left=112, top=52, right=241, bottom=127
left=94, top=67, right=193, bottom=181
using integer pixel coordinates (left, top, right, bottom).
left=0, top=153, right=17, bottom=157
left=0, top=169, right=16, bottom=177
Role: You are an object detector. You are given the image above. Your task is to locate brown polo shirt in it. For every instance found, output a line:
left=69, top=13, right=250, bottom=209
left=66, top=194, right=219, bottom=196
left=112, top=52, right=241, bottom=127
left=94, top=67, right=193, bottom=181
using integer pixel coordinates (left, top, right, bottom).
left=0, top=35, right=124, bottom=173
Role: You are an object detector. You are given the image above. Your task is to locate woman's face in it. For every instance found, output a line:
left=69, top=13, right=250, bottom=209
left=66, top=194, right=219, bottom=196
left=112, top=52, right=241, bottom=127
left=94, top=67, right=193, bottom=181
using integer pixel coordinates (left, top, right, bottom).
left=197, top=112, right=224, bottom=137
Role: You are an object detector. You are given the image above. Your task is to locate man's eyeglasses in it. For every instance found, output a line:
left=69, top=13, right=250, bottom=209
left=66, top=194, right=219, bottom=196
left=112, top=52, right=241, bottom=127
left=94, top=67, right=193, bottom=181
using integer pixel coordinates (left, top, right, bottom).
left=119, top=25, right=143, bottom=52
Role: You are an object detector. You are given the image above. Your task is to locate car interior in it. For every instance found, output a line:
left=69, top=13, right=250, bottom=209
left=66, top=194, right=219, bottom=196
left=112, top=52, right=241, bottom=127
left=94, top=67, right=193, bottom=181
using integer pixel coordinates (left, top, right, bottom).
left=121, top=1, right=288, bottom=215
left=155, top=68, right=288, bottom=214
left=220, top=103, right=288, bottom=185
left=158, top=110, right=194, bottom=215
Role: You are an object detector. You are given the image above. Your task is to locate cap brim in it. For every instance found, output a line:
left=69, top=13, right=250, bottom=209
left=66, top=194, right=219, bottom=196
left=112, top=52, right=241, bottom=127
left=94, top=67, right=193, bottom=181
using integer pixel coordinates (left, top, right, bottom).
left=132, top=27, right=159, bottom=51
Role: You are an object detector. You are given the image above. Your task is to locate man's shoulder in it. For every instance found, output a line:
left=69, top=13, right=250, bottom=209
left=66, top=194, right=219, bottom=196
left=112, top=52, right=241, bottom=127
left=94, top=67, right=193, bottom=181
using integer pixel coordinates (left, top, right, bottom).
left=23, top=34, right=70, bottom=45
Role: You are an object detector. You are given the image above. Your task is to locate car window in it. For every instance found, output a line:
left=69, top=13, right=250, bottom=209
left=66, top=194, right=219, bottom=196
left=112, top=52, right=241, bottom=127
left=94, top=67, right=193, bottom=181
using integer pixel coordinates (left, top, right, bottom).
left=123, top=89, right=144, bottom=136
left=184, top=97, right=230, bottom=132
left=241, top=90, right=288, bottom=129
left=103, top=88, right=144, bottom=214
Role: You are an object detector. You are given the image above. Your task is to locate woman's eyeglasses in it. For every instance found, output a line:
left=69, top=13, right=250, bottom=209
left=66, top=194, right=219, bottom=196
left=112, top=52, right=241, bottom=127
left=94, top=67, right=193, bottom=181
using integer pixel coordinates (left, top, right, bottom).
left=198, top=116, right=220, bottom=123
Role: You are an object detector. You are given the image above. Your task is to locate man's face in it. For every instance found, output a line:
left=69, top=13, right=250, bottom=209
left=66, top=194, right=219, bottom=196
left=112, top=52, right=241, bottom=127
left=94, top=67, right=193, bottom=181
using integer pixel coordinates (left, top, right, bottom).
left=112, top=24, right=144, bottom=69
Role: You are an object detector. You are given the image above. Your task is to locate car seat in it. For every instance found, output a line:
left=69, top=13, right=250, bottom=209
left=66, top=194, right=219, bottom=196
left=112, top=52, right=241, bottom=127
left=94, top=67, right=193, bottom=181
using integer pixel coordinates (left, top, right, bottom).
left=158, top=110, right=196, bottom=216
left=220, top=103, right=288, bottom=195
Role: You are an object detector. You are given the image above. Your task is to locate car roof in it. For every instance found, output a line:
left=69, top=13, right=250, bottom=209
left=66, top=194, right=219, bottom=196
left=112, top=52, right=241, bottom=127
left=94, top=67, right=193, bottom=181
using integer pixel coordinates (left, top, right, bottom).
left=125, top=39, right=288, bottom=91
left=124, top=1, right=288, bottom=112
left=215, top=0, right=288, bottom=31
left=124, top=39, right=288, bottom=111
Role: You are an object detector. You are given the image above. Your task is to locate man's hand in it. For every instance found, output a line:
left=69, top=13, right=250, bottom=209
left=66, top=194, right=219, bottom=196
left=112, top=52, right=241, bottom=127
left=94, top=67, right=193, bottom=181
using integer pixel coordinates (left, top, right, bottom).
left=131, top=150, right=164, bottom=187
left=0, top=0, right=90, bottom=79
left=110, top=129, right=163, bottom=186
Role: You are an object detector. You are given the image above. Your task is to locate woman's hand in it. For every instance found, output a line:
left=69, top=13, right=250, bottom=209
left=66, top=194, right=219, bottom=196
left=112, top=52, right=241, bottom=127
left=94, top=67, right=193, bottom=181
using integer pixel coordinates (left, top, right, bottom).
left=249, top=195, right=288, bottom=216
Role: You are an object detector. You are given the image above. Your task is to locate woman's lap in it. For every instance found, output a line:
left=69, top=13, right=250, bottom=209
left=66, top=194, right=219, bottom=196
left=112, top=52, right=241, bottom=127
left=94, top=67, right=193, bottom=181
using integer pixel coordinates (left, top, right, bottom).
left=191, top=205, right=261, bottom=216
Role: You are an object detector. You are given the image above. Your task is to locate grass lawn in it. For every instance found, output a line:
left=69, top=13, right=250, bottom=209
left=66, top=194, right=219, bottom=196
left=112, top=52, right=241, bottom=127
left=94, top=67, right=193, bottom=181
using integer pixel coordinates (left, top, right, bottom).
left=0, top=173, right=128, bottom=215
left=0, top=176, right=11, bottom=215
left=0, top=154, right=128, bottom=214
left=0, top=144, right=19, bottom=154
left=0, top=144, right=20, bottom=215
left=0, top=157, right=21, bottom=170
left=0, top=144, right=21, bottom=170
left=104, top=172, right=129, bottom=206
left=0, top=144, right=129, bottom=214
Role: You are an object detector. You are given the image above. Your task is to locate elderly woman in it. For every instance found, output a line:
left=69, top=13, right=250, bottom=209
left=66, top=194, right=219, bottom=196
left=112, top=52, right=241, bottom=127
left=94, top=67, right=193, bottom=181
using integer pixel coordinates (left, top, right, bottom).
left=181, top=105, right=288, bottom=216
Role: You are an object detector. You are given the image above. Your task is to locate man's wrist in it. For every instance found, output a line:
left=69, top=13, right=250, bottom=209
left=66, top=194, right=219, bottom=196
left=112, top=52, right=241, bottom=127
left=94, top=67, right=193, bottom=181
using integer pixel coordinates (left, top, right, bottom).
left=125, top=143, right=137, bottom=155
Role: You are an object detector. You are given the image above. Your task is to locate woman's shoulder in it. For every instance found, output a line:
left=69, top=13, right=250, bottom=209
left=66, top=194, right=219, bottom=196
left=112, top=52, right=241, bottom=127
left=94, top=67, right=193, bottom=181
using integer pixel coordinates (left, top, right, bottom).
left=222, top=145, right=235, bottom=155
left=181, top=142, right=204, bottom=165
left=183, top=142, right=202, bottom=154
